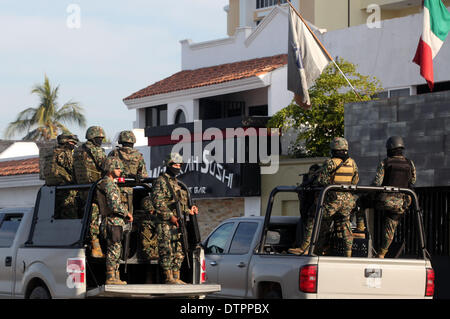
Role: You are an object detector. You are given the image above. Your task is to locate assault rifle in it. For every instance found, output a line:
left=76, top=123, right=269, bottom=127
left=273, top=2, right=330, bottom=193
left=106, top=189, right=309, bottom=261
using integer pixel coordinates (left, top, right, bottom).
left=122, top=215, right=132, bottom=273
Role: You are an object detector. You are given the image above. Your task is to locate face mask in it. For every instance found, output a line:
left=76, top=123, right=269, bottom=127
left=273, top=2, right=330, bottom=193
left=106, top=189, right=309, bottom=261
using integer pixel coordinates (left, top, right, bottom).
left=65, top=143, right=76, bottom=151
left=92, top=137, right=103, bottom=147
left=167, top=165, right=181, bottom=176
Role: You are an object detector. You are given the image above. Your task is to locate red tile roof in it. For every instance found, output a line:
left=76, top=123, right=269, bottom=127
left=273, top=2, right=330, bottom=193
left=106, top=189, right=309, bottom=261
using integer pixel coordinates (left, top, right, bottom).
left=124, top=54, right=288, bottom=101
left=0, top=157, right=39, bottom=176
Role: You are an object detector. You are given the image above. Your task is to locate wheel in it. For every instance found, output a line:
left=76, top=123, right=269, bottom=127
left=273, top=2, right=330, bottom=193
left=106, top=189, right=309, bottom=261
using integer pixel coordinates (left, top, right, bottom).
left=29, top=286, right=51, bottom=299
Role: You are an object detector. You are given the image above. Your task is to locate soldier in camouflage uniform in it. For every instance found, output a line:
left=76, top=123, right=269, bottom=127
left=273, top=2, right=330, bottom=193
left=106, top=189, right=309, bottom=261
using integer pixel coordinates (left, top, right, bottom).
left=45, top=133, right=79, bottom=219
left=96, top=157, right=132, bottom=285
left=372, top=136, right=416, bottom=258
left=73, top=126, right=107, bottom=258
left=151, top=152, right=198, bottom=284
left=108, top=131, right=153, bottom=260
left=315, top=137, right=359, bottom=257
left=289, top=164, right=321, bottom=255
left=140, top=195, right=158, bottom=260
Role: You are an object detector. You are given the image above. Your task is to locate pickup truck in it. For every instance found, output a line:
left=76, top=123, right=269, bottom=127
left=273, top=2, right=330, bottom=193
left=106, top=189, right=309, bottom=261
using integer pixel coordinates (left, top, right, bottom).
left=203, top=185, right=434, bottom=299
left=0, top=179, right=220, bottom=298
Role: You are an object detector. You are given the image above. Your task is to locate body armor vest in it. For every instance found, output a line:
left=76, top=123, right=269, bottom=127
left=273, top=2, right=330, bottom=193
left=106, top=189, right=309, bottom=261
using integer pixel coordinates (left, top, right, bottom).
left=331, top=158, right=355, bottom=185
left=40, top=146, right=73, bottom=185
left=382, top=157, right=412, bottom=188
left=73, top=144, right=104, bottom=184
left=110, top=148, right=140, bottom=178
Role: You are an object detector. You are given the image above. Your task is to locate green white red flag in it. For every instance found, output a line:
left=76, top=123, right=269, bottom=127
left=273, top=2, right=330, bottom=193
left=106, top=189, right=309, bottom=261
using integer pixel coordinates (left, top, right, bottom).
left=413, top=0, right=450, bottom=90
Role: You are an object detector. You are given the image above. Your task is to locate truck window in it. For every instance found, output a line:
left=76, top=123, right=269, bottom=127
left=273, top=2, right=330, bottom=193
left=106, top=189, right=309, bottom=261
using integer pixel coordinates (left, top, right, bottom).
left=0, top=214, right=23, bottom=247
left=54, top=188, right=84, bottom=220
left=229, top=222, right=258, bottom=254
left=206, top=222, right=234, bottom=254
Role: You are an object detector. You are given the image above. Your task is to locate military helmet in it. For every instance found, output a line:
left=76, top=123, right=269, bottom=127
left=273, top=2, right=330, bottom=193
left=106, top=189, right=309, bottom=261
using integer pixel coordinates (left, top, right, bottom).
left=118, top=130, right=136, bottom=144
left=103, top=157, right=124, bottom=173
left=165, top=152, right=183, bottom=166
left=85, top=126, right=106, bottom=140
left=57, top=133, right=79, bottom=145
left=386, top=136, right=405, bottom=150
left=330, top=137, right=349, bottom=151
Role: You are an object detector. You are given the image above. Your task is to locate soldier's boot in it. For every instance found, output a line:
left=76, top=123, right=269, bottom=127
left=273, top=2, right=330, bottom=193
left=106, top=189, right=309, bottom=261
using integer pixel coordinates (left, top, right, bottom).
left=377, top=248, right=388, bottom=259
left=345, top=250, right=352, bottom=258
left=105, top=267, right=116, bottom=285
left=91, top=237, right=105, bottom=258
left=172, top=270, right=187, bottom=285
left=164, top=270, right=177, bottom=284
left=114, top=266, right=127, bottom=285
left=288, top=243, right=309, bottom=255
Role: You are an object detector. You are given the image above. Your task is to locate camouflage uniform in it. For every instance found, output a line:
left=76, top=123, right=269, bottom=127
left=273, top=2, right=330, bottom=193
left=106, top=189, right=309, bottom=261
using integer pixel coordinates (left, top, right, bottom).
left=140, top=196, right=158, bottom=259
left=152, top=153, right=190, bottom=283
left=47, top=134, right=79, bottom=219
left=372, top=145, right=416, bottom=257
left=96, top=157, right=128, bottom=284
left=73, top=126, right=106, bottom=244
left=108, top=131, right=152, bottom=259
left=316, top=137, right=359, bottom=257
left=288, top=164, right=321, bottom=255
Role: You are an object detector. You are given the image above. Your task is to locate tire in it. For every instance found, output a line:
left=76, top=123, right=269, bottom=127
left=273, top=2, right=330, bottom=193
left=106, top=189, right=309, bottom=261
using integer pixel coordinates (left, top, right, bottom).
left=264, top=289, right=282, bottom=299
left=29, top=286, right=51, bottom=299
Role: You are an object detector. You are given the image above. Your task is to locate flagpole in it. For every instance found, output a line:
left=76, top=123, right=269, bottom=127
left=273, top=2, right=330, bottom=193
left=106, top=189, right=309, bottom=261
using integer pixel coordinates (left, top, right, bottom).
left=286, top=0, right=363, bottom=101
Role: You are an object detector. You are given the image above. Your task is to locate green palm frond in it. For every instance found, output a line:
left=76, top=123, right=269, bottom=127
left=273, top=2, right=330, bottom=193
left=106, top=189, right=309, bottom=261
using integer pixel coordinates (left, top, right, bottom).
left=5, top=75, right=86, bottom=141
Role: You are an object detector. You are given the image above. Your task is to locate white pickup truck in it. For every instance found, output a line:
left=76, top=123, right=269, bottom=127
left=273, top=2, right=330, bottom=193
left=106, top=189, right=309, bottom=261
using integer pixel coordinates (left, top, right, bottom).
left=0, top=179, right=220, bottom=299
left=203, top=185, right=434, bottom=299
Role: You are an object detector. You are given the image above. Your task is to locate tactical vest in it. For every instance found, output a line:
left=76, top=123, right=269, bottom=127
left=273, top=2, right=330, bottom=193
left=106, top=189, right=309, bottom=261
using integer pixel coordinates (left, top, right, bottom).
left=96, top=186, right=113, bottom=217
left=331, top=158, right=355, bottom=185
left=382, top=157, right=412, bottom=188
left=41, top=146, right=73, bottom=185
left=111, top=148, right=140, bottom=178
left=73, top=144, right=104, bottom=184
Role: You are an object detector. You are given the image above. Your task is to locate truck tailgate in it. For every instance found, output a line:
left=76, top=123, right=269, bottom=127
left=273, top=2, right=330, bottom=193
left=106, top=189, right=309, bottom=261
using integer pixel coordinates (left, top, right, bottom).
left=86, top=284, right=221, bottom=298
left=317, top=257, right=429, bottom=299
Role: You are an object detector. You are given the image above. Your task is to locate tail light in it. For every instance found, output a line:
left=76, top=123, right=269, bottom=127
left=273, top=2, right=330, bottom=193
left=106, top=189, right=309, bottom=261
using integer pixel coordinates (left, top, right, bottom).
left=425, top=268, right=435, bottom=297
left=66, top=258, right=85, bottom=289
left=299, top=265, right=317, bottom=293
left=201, top=259, right=207, bottom=283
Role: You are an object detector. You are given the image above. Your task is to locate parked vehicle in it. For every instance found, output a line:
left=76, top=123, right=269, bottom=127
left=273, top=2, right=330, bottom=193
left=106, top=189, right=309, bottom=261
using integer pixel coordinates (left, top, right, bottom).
left=0, top=179, right=220, bottom=298
left=203, top=185, right=434, bottom=299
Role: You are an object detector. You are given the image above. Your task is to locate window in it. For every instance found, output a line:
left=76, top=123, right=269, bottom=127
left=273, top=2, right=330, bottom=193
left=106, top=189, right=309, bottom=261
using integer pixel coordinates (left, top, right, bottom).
left=248, top=105, right=268, bottom=116
left=174, top=109, right=187, bottom=124
left=205, top=222, right=235, bottom=254
left=229, top=222, right=258, bottom=254
left=256, top=0, right=286, bottom=9
left=0, top=213, right=23, bottom=247
left=145, top=105, right=168, bottom=127
left=389, top=88, right=410, bottom=98
left=54, top=188, right=84, bottom=220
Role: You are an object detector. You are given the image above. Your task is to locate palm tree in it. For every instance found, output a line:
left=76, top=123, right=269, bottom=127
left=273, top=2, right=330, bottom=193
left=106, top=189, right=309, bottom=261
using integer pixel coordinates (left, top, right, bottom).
left=5, top=75, right=86, bottom=141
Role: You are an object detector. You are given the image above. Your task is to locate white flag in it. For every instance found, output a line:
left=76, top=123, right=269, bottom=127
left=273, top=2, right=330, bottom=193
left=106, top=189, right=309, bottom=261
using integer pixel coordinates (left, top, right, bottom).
left=288, top=7, right=331, bottom=109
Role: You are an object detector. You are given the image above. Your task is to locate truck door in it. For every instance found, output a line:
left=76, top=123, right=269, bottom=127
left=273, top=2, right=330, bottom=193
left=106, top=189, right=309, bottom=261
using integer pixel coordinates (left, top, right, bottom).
left=217, top=221, right=259, bottom=298
left=0, top=213, right=23, bottom=297
left=203, top=222, right=235, bottom=286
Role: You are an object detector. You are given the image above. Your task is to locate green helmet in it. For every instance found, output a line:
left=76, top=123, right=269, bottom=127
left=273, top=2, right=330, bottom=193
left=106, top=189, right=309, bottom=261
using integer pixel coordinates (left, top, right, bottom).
left=330, top=137, right=349, bottom=151
left=118, top=130, right=136, bottom=144
left=165, top=152, right=183, bottom=166
left=57, top=133, right=79, bottom=145
left=85, top=126, right=106, bottom=140
left=103, top=157, right=124, bottom=173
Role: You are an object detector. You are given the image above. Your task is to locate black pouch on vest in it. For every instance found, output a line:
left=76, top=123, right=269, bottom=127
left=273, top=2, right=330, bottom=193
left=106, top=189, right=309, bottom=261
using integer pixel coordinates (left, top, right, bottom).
left=107, top=224, right=123, bottom=243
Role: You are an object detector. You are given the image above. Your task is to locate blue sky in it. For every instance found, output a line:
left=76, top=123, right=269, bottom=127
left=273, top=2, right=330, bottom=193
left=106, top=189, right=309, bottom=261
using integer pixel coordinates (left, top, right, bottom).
left=0, top=0, right=229, bottom=141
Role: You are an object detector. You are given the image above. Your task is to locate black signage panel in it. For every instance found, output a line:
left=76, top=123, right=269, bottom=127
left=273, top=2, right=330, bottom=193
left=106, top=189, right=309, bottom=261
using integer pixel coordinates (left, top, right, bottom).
left=149, top=143, right=260, bottom=198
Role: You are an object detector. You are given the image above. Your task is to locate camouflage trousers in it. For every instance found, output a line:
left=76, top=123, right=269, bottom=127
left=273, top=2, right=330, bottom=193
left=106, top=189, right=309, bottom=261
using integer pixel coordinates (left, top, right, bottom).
left=55, top=189, right=78, bottom=219
left=298, top=203, right=317, bottom=251
left=316, top=192, right=356, bottom=256
left=89, top=203, right=101, bottom=239
left=106, top=216, right=125, bottom=272
left=157, top=222, right=184, bottom=272
left=141, top=220, right=159, bottom=260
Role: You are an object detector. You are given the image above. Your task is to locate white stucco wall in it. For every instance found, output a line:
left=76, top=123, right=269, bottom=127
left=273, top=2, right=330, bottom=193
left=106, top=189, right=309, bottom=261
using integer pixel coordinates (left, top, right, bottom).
left=320, top=10, right=450, bottom=89
left=0, top=174, right=43, bottom=209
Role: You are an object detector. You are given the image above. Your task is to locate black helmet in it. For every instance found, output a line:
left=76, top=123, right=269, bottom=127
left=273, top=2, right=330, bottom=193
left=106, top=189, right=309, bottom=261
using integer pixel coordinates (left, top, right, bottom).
left=386, top=136, right=405, bottom=150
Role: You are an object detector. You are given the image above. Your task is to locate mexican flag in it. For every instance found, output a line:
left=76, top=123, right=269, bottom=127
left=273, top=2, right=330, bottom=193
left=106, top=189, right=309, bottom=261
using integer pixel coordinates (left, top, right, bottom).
left=413, top=0, right=450, bottom=90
